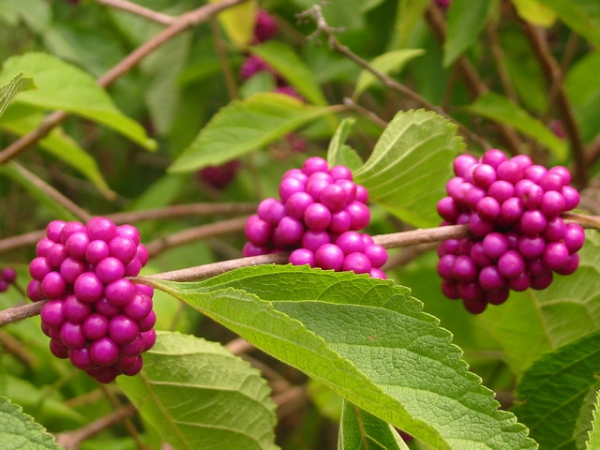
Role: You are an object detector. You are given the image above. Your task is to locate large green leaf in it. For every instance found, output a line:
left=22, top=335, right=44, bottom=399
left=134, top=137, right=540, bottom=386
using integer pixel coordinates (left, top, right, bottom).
left=479, top=231, right=600, bottom=376
left=0, top=397, right=63, bottom=450
left=0, top=53, right=156, bottom=150
left=0, top=106, right=113, bottom=197
left=250, top=41, right=328, bottom=106
left=0, top=72, right=34, bottom=117
left=444, top=0, right=494, bottom=67
left=168, top=93, right=329, bottom=173
left=118, top=331, right=278, bottom=450
left=353, top=49, right=424, bottom=99
left=587, top=391, right=600, bottom=450
left=565, top=51, right=600, bottom=144
left=393, top=0, right=430, bottom=49
left=464, top=92, right=568, bottom=160
left=338, top=400, right=410, bottom=450
left=511, top=331, right=600, bottom=450
left=511, top=0, right=557, bottom=27
left=149, top=265, right=537, bottom=450
left=354, top=109, right=464, bottom=228
left=543, top=0, right=600, bottom=48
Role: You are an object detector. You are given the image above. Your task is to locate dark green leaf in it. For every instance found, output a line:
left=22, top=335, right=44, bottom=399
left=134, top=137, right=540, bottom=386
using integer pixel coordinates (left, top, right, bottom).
left=543, top=0, right=600, bottom=47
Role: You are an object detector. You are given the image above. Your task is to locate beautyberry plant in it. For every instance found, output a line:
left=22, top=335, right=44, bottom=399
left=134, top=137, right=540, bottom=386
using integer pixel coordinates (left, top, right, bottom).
left=437, top=149, right=584, bottom=313
left=27, top=218, right=156, bottom=383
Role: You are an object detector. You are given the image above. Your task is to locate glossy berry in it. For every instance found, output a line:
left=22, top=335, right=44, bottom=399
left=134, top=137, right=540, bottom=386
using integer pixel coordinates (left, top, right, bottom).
left=28, top=219, right=156, bottom=383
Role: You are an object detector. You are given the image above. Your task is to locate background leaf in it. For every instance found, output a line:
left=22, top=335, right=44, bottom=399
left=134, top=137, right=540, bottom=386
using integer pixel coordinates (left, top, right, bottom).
left=511, top=331, right=600, bottom=450
left=151, top=265, right=537, bottom=450
left=118, top=331, right=279, bottom=450
left=338, top=400, right=410, bottom=450
left=353, top=49, right=424, bottom=99
left=464, top=92, right=568, bottom=160
left=511, top=0, right=557, bottom=27
left=565, top=51, right=600, bottom=144
left=210, top=0, right=257, bottom=46
left=355, top=109, right=464, bottom=228
left=0, top=72, right=34, bottom=117
left=327, top=117, right=355, bottom=166
left=543, top=0, right=600, bottom=48
left=0, top=397, right=63, bottom=450
left=479, top=231, right=600, bottom=376
left=586, top=391, right=600, bottom=450
left=250, top=41, right=328, bottom=106
left=168, top=93, right=329, bottom=173
left=0, top=52, right=156, bottom=150
left=444, top=0, right=494, bottom=67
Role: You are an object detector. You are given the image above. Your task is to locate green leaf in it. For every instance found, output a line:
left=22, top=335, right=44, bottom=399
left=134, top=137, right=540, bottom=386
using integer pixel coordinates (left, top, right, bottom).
left=0, top=106, right=114, bottom=198
left=511, top=331, right=600, bottom=449
left=393, top=0, right=430, bottom=49
left=168, top=93, right=329, bottom=173
left=210, top=0, right=257, bottom=46
left=586, top=391, right=600, bottom=450
left=444, top=0, right=494, bottom=67
left=353, top=49, right=424, bottom=99
left=327, top=117, right=356, bottom=166
left=464, top=92, right=568, bottom=160
left=339, top=400, right=410, bottom=450
left=0, top=72, right=34, bottom=117
left=250, top=41, right=328, bottom=106
left=479, top=231, right=600, bottom=376
left=575, top=381, right=600, bottom=450
left=354, top=109, right=465, bottom=228
left=0, top=162, right=79, bottom=221
left=151, top=265, right=538, bottom=450
left=565, top=51, right=600, bottom=143
left=118, top=331, right=278, bottom=450
left=511, top=0, right=557, bottom=27
left=0, top=397, right=63, bottom=450
left=543, top=0, right=600, bottom=48
left=0, top=52, right=156, bottom=150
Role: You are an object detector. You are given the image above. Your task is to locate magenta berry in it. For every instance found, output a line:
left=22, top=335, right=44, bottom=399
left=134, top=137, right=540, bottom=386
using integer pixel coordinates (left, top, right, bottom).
left=28, top=219, right=156, bottom=382
left=437, top=149, right=584, bottom=313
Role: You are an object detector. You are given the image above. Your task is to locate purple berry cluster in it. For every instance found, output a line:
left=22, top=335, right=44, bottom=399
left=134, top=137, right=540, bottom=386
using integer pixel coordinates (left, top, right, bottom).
left=437, top=149, right=584, bottom=314
left=244, top=157, right=388, bottom=279
left=0, top=267, right=16, bottom=292
left=27, top=218, right=156, bottom=383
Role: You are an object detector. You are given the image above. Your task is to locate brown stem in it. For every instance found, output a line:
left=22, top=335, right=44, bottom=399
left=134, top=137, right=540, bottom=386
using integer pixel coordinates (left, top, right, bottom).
left=343, top=98, right=388, bottom=128
left=0, top=0, right=250, bottom=165
left=521, top=21, right=587, bottom=187
left=146, top=216, right=249, bottom=256
left=0, top=329, right=38, bottom=367
left=55, top=405, right=137, bottom=450
left=0, top=300, right=45, bottom=326
left=95, top=0, right=175, bottom=25
left=210, top=18, right=239, bottom=100
left=425, top=3, right=523, bottom=155
left=300, top=5, right=488, bottom=150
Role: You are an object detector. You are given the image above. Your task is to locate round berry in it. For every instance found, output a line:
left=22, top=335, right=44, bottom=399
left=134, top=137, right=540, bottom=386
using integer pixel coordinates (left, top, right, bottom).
left=289, top=249, right=315, bottom=267
left=343, top=253, right=372, bottom=274
left=90, top=337, right=120, bottom=366
left=87, top=217, right=117, bottom=242
left=563, top=223, right=585, bottom=253
left=108, top=236, right=138, bottom=264
left=105, top=279, right=136, bottom=306
left=41, top=272, right=67, bottom=299
left=109, top=315, right=140, bottom=346
left=41, top=300, right=65, bottom=328
left=481, top=149, right=508, bottom=169
left=85, top=240, right=110, bottom=265
left=82, top=313, right=109, bottom=340
left=314, top=244, right=344, bottom=271
left=304, top=203, right=332, bottom=231
left=74, top=272, right=104, bottom=303
left=302, top=157, right=329, bottom=176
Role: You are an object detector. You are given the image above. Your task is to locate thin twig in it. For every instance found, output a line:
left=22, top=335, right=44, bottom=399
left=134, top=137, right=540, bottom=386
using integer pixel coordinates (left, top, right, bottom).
left=343, top=98, right=388, bottom=128
left=0, top=329, right=38, bottom=367
left=95, top=0, right=175, bottom=25
left=100, top=386, right=146, bottom=450
left=0, top=300, right=45, bottom=326
left=0, top=0, right=250, bottom=165
left=55, top=405, right=137, bottom=450
left=225, top=337, right=254, bottom=355
left=300, top=5, right=488, bottom=150
left=520, top=21, right=587, bottom=187
left=146, top=216, right=249, bottom=256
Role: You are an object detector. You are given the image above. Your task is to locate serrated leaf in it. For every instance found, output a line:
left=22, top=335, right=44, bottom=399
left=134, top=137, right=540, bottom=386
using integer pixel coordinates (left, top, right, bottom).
left=327, top=117, right=356, bottom=166
left=150, top=265, right=538, bottom=450
left=0, top=106, right=114, bottom=198
left=586, top=391, right=600, bottom=450
left=444, top=0, right=494, bottom=67
left=118, top=331, right=278, bottom=450
left=0, top=53, right=156, bottom=150
left=0, top=72, right=34, bottom=117
left=354, top=109, right=464, bottom=228
left=511, top=0, right=557, bottom=27
left=511, top=331, right=600, bottom=450
left=210, top=0, right=257, bottom=46
left=575, top=381, right=600, bottom=450
left=250, top=41, right=328, bottom=106
left=339, top=400, right=410, bottom=450
left=353, top=49, right=424, bottom=99
left=168, top=93, right=329, bottom=173
left=543, top=0, right=600, bottom=48
left=0, top=397, right=63, bottom=450
left=479, top=231, right=600, bottom=376
left=464, top=92, right=568, bottom=160
left=0, top=162, right=79, bottom=221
